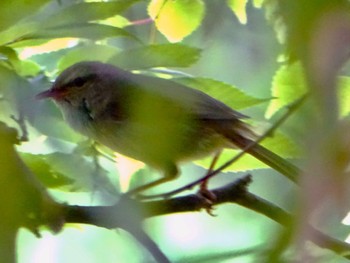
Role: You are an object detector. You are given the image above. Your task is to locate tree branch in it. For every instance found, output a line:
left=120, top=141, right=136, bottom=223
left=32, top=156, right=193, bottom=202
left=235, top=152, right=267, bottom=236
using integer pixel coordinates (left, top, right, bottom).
left=63, top=175, right=350, bottom=259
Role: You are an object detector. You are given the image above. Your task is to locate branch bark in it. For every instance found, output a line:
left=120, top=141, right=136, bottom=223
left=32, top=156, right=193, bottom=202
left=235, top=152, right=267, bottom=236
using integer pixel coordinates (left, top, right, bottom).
left=63, top=175, right=350, bottom=259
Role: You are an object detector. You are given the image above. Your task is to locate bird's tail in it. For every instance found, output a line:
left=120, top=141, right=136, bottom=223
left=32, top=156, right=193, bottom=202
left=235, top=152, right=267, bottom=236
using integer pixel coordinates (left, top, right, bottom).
left=230, top=135, right=300, bottom=183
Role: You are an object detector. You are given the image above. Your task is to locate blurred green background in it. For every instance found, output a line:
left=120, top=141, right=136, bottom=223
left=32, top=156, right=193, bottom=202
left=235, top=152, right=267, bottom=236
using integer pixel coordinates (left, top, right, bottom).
left=0, top=0, right=349, bottom=262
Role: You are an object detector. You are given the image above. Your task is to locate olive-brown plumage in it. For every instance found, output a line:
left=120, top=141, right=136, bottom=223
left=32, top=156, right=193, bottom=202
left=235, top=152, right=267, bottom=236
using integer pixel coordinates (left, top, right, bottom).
left=37, top=61, right=299, bottom=191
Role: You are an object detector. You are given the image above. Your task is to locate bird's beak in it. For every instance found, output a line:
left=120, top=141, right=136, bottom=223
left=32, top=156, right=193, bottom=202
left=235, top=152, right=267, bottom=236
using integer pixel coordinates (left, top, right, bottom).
left=36, top=88, right=64, bottom=100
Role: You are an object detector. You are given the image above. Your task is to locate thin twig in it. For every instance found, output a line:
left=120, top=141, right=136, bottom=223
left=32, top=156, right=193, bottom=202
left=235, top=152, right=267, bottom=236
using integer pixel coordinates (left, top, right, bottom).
left=129, top=18, right=153, bottom=26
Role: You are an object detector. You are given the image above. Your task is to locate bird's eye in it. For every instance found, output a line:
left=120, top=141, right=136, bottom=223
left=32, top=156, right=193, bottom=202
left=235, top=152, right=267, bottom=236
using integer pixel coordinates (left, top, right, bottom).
left=72, top=77, right=86, bottom=87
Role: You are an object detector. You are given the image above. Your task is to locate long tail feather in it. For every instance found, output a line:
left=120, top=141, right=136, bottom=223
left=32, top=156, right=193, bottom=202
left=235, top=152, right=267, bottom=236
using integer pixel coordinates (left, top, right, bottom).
left=232, top=136, right=300, bottom=183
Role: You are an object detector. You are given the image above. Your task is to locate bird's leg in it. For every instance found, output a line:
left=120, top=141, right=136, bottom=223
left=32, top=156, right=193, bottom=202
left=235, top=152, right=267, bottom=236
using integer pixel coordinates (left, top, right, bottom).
left=199, top=150, right=222, bottom=197
left=197, top=151, right=222, bottom=215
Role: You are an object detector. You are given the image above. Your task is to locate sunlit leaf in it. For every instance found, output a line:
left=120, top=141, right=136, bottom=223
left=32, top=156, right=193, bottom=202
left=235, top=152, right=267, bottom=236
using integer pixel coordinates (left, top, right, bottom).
left=265, top=62, right=307, bottom=118
left=338, top=77, right=350, bottom=117
left=227, top=0, right=248, bottom=24
left=109, top=44, right=201, bottom=69
left=99, top=15, right=131, bottom=28
left=175, top=77, right=267, bottom=110
left=148, top=0, right=205, bottom=42
left=253, top=0, right=265, bottom=8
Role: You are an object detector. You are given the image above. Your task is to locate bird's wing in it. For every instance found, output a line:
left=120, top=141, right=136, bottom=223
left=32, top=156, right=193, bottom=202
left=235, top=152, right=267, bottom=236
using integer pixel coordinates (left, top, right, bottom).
left=127, top=73, right=247, bottom=122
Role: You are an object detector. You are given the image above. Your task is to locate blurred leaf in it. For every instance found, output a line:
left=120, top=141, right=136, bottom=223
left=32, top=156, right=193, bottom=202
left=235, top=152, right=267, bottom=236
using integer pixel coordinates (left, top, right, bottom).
left=20, top=153, right=73, bottom=188
left=265, top=62, right=307, bottom=118
left=43, top=0, right=140, bottom=28
left=100, top=15, right=131, bottom=28
left=0, top=0, right=49, bottom=31
left=338, top=77, right=350, bottom=117
left=266, top=63, right=350, bottom=119
left=0, top=47, right=41, bottom=76
left=24, top=152, right=116, bottom=193
left=57, top=44, right=120, bottom=71
left=148, top=0, right=205, bottom=42
left=0, top=46, right=20, bottom=65
left=265, top=0, right=349, bottom=58
left=109, top=44, right=201, bottom=69
left=22, top=75, right=83, bottom=142
left=175, top=77, right=267, bottom=110
left=0, top=22, right=40, bottom=46
left=0, top=65, right=25, bottom=122
left=253, top=0, right=264, bottom=8
left=197, top=131, right=300, bottom=172
left=0, top=0, right=139, bottom=46
left=0, top=63, right=29, bottom=111
left=16, top=60, right=42, bottom=77
left=227, top=0, right=248, bottom=24
left=27, top=47, right=71, bottom=73
left=23, top=23, right=137, bottom=42
left=73, top=140, right=99, bottom=157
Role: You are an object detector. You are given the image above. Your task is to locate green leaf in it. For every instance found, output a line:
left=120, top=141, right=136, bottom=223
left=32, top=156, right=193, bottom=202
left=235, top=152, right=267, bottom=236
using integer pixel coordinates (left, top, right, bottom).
left=43, top=0, right=140, bottom=28
left=23, top=23, right=137, bottom=42
left=265, top=1, right=348, bottom=59
left=25, top=152, right=116, bottom=193
left=0, top=47, right=41, bottom=76
left=0, top=46, right=20, bottom=65
left=0, top=65, right=26, bottom=123
left=253, top=0, right=264, bottom=8
left=109, top=44, right=201, bottom=70
left=175, top=77, right=267, bottom=110
left=196, top=131, right=300, bottom=172
left=0, top=0, right=139, bottom=46
left=16, top=60, right=42, bottom=77
left=265, top=62, right=307, bottom=118
left=0, top=0, right=49, bottom=31
left=338, top=77, right=350, bottom=117
left=20, top=153, right=73, bottom=188
left=57, top=44, right=120, bottom=72
left=148, top=0, right=205, bottom=42
left=26, top=75, right=84, bottom=142
left=227, top=0, right=248, bottom=24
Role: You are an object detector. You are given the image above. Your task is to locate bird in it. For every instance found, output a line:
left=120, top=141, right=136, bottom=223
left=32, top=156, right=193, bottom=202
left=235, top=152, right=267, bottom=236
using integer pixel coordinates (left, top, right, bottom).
left=36, top=61, right=299, bottom=193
